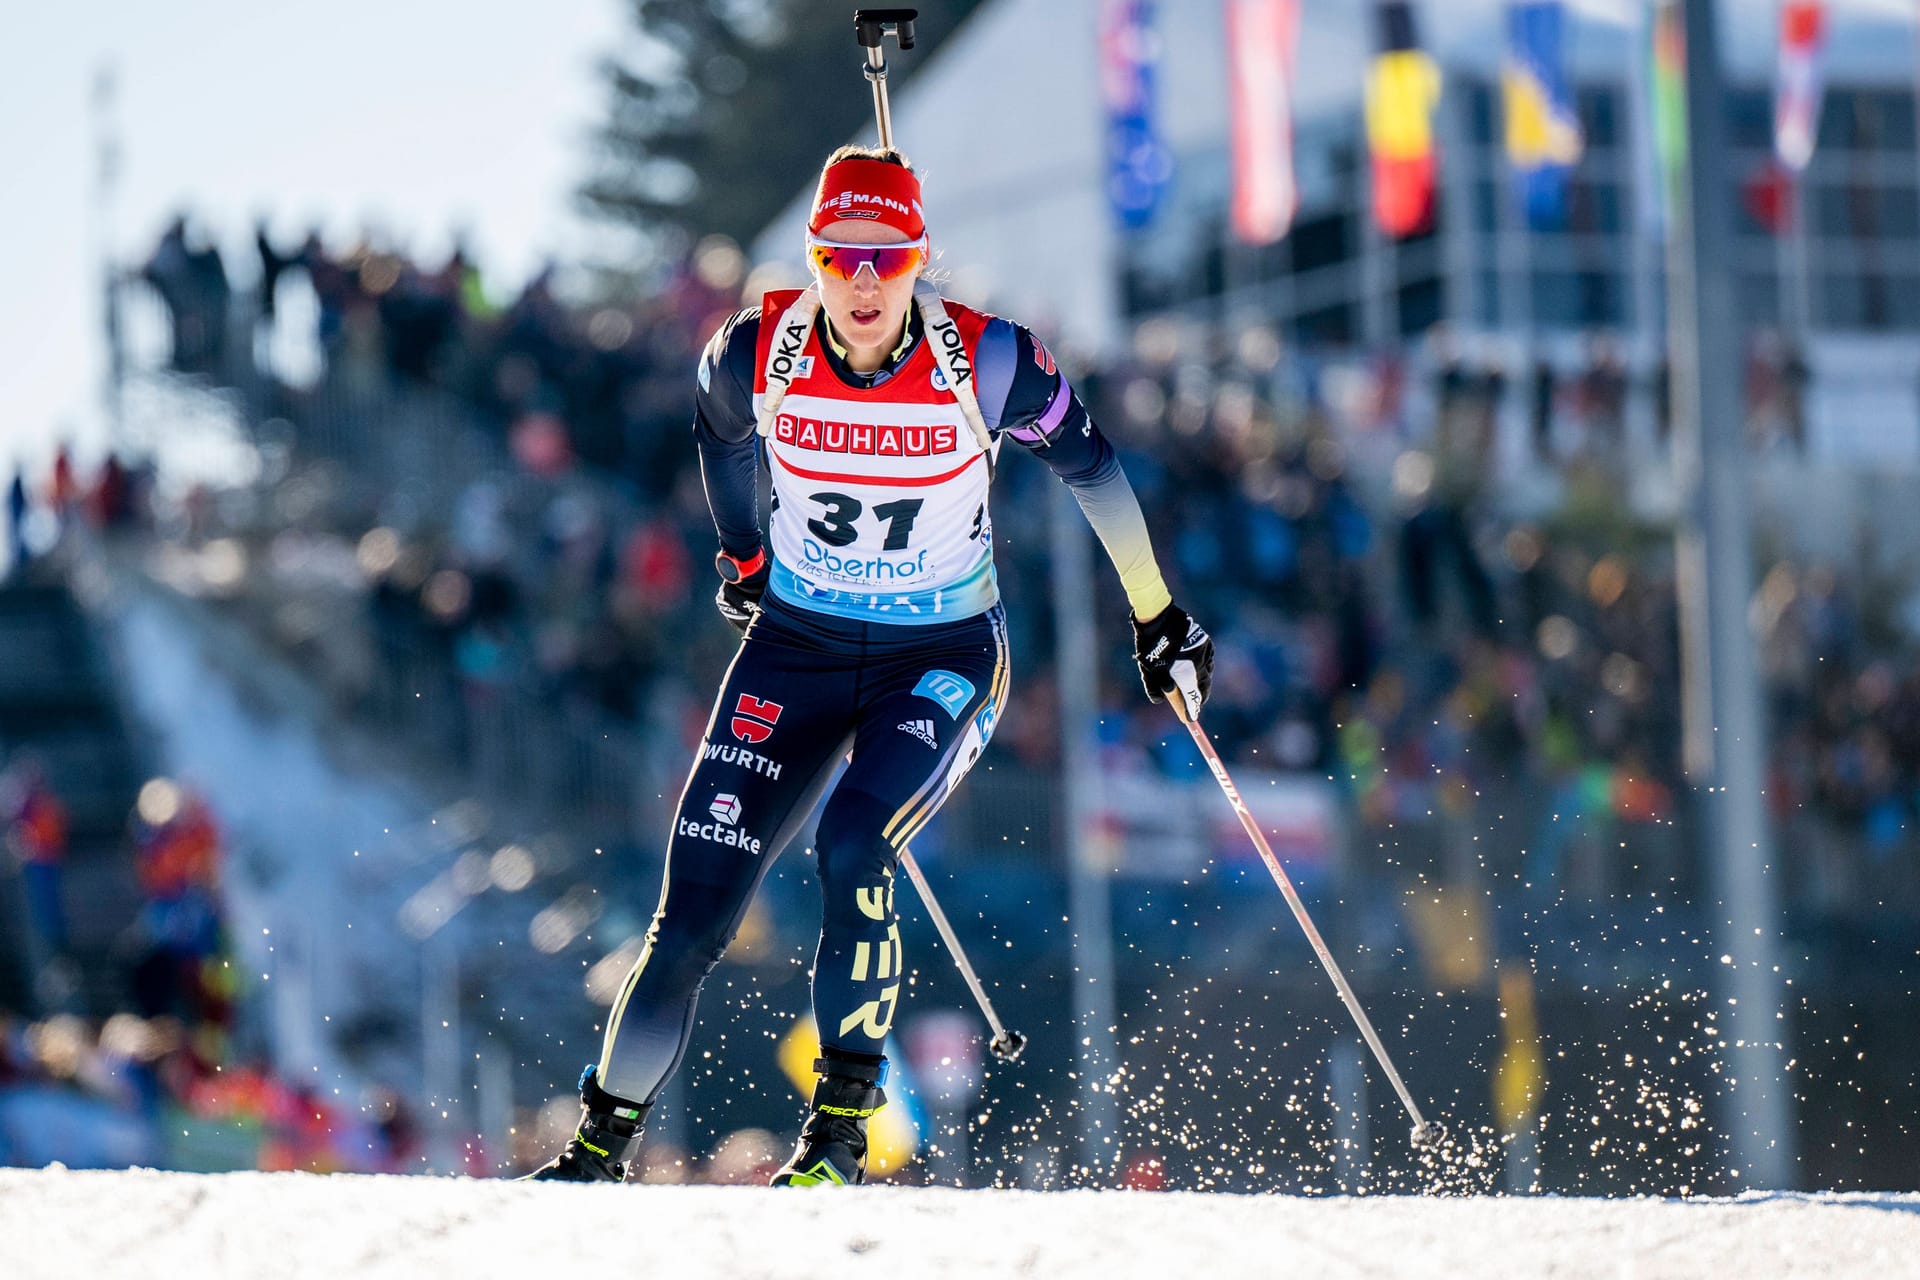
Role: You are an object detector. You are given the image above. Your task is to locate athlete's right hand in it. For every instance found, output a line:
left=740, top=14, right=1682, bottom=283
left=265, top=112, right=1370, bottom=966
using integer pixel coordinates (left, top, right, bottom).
left=715, top=556, right=770, bottom=633
left=1131, top=601, right=1214, bottom=721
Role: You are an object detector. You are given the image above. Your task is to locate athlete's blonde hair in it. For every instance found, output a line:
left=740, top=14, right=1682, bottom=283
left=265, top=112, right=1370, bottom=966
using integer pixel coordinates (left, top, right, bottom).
left=821, top=143, right=914, bottom=172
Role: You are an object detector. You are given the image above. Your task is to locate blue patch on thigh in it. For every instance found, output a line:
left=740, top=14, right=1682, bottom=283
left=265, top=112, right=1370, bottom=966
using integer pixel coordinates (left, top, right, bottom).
left=912, top=669, right=976, bottom=719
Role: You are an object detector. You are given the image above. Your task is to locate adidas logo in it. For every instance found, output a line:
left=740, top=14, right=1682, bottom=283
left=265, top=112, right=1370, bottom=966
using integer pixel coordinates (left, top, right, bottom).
left=899, top=719, right=937, bottom=748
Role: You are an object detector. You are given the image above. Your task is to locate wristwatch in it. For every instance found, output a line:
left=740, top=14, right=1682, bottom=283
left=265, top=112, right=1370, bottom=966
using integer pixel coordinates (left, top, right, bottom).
left=715, top=547, right=767, bottom=584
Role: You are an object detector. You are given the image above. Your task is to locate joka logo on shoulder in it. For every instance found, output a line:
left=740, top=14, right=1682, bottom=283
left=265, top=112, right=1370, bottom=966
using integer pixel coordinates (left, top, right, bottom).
left=912, top=669, right=975, bottom=720
left=731, top=693, right=783, bottom=744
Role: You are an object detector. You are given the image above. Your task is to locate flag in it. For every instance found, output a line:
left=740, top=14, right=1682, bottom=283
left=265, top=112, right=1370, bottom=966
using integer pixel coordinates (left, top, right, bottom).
left=1503, top=2, right=1582, bottom=230
left=1098, top=0, right=1172, bottom=231
left=1774, top=1, right=1826, bottom=172
left=1650, top=1, right=1687, bottom=226
left=1625, top=0, right=1664, bottom=236
left=1365, top=1, right=1442, bottom=238
left=1226, top=0, right=1301, bottom=245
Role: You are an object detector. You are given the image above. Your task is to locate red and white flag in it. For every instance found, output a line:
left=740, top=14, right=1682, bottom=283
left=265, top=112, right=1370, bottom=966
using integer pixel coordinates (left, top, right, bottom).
left=1227, top=0, right=1301, bottom=245
left=1774, top=0, right=1826, bottom=172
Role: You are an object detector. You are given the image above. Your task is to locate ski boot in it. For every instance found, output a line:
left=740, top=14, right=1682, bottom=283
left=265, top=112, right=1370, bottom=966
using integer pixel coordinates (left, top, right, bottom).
left=522, top=1064, right=649, bottom=1183
left=770, top=1050, right=887, bottom=1187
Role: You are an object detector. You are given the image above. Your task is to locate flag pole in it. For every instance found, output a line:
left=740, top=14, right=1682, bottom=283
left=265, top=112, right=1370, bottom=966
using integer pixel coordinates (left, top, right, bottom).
left=1664, top=0, right=1794, bottom=1190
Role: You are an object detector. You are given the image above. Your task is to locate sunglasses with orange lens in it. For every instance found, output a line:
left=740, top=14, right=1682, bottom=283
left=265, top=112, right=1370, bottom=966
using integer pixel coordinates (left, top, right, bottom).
left=806, top=236, right=929, bottom=283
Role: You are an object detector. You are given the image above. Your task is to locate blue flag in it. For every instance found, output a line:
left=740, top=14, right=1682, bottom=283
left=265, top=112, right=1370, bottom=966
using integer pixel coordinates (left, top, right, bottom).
left=1503, top=2, right=1582, bottom=230
left=1098, top=0, right=1171, bottom=231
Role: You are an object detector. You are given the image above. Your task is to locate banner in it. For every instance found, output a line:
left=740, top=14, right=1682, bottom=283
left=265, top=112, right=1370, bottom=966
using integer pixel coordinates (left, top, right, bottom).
left=1365, top=1, right=1442, bottom=238
left=1226, top=0, right=1302, bottom=245
left=1086, top=768, right=1341, bottom=880
left=1503, top=1, right=1582, bottom=230
left=1775, top=1, right=1827, bottom=172
left=1097, top=0, right=1172, bottom=231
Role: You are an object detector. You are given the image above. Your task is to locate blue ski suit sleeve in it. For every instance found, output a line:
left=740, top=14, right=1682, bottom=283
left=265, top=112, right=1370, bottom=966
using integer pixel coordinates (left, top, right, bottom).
left=693, top=308, right=766, bottom=560
left=974, top=316, right=1174, bottom=620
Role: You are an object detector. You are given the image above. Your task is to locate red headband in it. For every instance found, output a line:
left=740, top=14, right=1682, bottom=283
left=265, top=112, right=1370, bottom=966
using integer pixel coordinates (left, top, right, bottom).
left=808, top=158, right=926, bottom=240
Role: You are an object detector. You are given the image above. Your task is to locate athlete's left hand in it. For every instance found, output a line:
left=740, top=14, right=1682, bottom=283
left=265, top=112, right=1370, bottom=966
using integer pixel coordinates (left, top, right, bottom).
left=716, top=560, right=770, bottom=633
left=1131, top=602, right=1214, bottom=720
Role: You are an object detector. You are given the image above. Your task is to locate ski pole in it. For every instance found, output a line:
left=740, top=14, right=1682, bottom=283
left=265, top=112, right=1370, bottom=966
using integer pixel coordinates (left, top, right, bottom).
left=899, top=845, right=1027, bottom=1061
left=854, top=8, right=918, bottom=150
left=1168, top=696, right=1446, bottom=1149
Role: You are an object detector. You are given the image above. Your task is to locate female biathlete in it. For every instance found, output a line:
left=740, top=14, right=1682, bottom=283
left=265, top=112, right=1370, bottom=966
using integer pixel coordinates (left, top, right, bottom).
left=529, top=146, right=1214, bottom=1186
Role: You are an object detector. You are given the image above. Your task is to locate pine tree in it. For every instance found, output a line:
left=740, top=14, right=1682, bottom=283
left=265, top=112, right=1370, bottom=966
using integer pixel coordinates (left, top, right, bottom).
left=581, top=0, right=985, bottom=264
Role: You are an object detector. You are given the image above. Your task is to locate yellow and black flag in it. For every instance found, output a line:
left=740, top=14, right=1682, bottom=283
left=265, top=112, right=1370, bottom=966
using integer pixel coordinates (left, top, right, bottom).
left=1364, top=1, right=1441, bottom=238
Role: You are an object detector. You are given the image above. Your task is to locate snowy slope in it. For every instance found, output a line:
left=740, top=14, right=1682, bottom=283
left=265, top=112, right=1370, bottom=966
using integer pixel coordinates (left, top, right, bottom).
left=2, top=1170, right=1915, bottom=1279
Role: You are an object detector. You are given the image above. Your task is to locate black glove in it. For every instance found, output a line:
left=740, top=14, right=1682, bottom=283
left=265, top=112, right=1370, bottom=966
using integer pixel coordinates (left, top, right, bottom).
left=1131, top=602, right=1214, bottom=719
left=714, top=553, right=770, bottom=633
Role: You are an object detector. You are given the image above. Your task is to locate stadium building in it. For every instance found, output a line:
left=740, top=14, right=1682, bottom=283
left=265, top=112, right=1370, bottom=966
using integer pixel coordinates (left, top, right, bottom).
left=757, top=0, right=1920, bottom=475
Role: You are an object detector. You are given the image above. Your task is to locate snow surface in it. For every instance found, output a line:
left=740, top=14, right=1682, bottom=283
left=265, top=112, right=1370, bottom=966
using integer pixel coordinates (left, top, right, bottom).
left=2, top=1170, right=1916, bottom=1279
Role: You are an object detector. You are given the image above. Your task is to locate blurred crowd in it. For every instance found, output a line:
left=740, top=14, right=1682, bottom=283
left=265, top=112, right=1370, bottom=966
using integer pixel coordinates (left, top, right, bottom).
left=1514, top=328, right=1811, bottom=468
left=0, top=750, right=388, bottom=1171
left=114, top=213, right=1920, bottom=915
left=0, top=1008, right=419, bottom=1173
left=4, top=445, right=148, bottom=582
left=144, top=213, right=743, bottom=493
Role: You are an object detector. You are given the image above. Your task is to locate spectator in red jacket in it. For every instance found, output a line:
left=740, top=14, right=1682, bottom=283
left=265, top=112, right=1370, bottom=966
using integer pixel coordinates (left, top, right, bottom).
left=3, top=756, right=69, bottom=955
